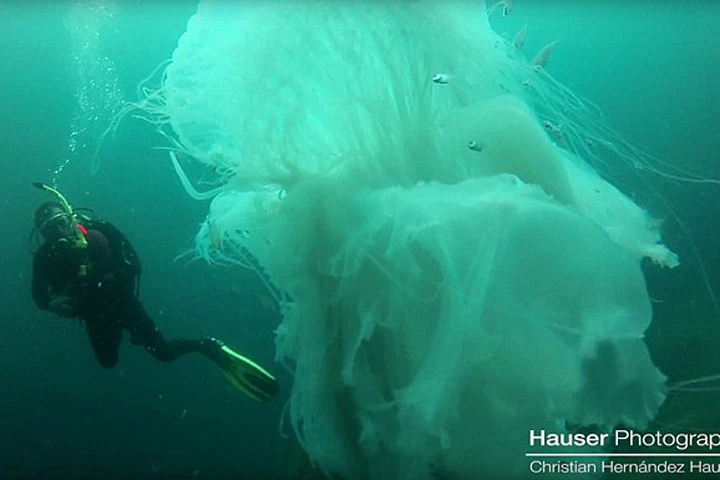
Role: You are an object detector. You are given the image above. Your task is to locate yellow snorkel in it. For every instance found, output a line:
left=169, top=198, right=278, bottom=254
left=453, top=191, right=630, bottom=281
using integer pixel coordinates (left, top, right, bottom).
left=33, top=182, right=88, bottom=250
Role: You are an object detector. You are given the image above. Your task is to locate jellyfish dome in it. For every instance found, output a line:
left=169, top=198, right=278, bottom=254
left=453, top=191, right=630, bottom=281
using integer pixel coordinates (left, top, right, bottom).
left=144, top=1, right=675, bottom=478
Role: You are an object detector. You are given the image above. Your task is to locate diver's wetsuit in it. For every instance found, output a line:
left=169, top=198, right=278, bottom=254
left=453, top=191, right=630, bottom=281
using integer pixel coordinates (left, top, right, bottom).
left=32, top=223, right=217, bottom=368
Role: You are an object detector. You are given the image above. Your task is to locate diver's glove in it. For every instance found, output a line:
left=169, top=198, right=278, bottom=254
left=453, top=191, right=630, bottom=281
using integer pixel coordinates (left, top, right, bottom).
left=48, top=296, right=78, bottom=318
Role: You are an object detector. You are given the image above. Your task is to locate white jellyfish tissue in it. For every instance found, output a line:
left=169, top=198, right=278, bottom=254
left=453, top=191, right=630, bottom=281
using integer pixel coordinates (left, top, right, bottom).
left=141, top=2, right=676, bottom=478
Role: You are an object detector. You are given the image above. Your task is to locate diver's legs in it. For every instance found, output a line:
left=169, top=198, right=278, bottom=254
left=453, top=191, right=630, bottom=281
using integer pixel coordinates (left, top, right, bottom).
left=117, top=294, right=278, bottom=401
left=85, top=319, right=123, bottom=368
left=141, top=329, right=218, bottom=363
left=121, top=294, right=216, bottom=362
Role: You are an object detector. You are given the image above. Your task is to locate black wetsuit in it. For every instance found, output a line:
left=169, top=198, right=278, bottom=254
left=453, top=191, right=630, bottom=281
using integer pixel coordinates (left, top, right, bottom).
left=32, top=221, right=216, bottom=368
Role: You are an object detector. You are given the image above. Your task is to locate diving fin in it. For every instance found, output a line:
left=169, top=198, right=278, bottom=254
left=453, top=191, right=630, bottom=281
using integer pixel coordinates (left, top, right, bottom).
left=207, top=339, right=279, bottom=402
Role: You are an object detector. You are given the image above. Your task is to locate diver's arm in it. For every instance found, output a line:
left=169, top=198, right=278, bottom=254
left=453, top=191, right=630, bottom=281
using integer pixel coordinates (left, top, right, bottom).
left=31, top=252, right=51, bottom=310
left=32, top=250, right=78, bottom=318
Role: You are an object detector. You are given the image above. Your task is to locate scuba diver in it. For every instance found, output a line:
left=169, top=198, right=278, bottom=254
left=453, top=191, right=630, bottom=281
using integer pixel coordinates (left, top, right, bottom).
left=30, top=182, right=278, bottom=403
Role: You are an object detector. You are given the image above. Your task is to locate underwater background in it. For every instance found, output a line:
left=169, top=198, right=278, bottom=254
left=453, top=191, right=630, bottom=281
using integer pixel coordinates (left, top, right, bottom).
left=0, top=1, right=719, bottom=479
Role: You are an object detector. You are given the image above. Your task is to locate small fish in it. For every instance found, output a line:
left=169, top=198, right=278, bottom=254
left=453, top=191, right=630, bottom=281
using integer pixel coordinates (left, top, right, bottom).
left=532, top=40, right=560, bottom=70
left=432, top=73, right=453, bottom=85
left=467, top=141, right=484, bottom=152
left=513, top=24, right=528, bottom=50
left=502, top=0, right=514, bottom=16
left=487, top=0, right=514, bottom=17
left=543, top=120, right=564, bottom=143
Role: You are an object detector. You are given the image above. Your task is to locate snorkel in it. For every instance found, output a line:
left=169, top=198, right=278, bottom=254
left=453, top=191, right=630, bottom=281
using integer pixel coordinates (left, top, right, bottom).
left=33, top=182, right=88, bottom=250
